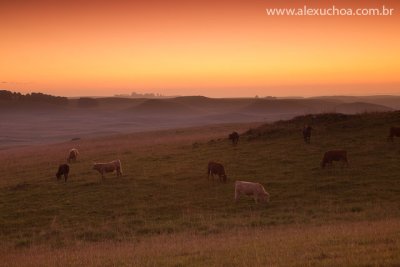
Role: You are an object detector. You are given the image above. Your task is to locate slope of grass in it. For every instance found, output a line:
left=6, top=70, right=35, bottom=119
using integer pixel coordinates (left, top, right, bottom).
left=2, top=219, right=400, bottom=266
left=0, top=112, right=400, bottom=265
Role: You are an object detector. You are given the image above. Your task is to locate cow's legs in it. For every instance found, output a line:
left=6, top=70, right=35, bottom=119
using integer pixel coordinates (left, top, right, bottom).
left=64, top=174, right=68, bottom=182
left=234, top=190, right=239, bottom=202
left=254, top=195, right=258, bottom=204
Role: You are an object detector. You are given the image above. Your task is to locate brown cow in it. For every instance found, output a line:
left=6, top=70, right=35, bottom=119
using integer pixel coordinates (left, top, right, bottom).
left=234, top=181, right=270, bottom=204
left=93, top=159, right=122, bottom=178
left=207, top=161, right=227, bottom=182
left=56, top=164, right=69, bottom=182
left=388, top=127, right=400, bottom=142
left=321, top=150, right=348, bottom=168
left=302, top=125, right=312, bottom=144
left=229, top=131, right=240, bottom=145
left=67, top=148, right=79, bottom=163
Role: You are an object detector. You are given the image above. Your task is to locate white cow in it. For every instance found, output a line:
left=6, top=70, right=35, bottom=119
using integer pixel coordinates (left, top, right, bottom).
left=93, top=159, right=122, bottom=178
left=67, top=148, right=79, bottom=163
left=234, top=181, right=270, bottom=203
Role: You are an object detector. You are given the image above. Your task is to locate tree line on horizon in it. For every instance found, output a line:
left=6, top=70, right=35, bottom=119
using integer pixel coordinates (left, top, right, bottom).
left=0, top=90, right=68, bottom=105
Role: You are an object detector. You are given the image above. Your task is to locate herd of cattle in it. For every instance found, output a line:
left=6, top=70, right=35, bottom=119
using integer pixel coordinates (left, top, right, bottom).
left=55, top=125, right=400, bottom=204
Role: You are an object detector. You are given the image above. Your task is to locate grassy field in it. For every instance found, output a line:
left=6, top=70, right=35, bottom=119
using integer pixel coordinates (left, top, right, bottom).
left=1, top=112, right=400, bottom=266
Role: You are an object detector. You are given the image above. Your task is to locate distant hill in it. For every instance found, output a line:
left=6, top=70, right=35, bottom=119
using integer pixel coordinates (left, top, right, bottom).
left=128, top=99, right=198, bottom=116
left=240, top=99, right=331, bottom=115
left=0, top=91, right=398, bottom=147
left=311, top=95, right=400, bottom=110
left=334, top=102, right=393, bottom=114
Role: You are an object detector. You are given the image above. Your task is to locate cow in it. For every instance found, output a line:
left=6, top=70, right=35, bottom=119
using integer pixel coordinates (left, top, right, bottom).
left=234, top=181, right=270, bottom=204
left=321, top=150, right=348, bottom=168
left=229, top=131, right=240, bottom=145
left=388, top=127, right=400, bottom=142
left=207, top=161, right=227, bottom=182
left=93, top=159, right=123, bottom=178
left=67, top=148, right=79, bottom=163
left=302, top=125, right=312, bottom=144
left=56, top=164, right=70, bottom=182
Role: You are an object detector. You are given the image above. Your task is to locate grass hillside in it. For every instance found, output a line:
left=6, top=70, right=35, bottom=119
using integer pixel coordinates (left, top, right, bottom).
left=1, top=112, right=400, bottom=266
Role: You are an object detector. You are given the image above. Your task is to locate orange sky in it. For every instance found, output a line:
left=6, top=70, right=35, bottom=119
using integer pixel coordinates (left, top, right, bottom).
left=1, top=0, right=399, bottom=97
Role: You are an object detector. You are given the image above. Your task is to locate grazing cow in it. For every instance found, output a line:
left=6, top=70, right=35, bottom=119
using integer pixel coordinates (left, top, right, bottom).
left=229, top=131, right=240, bottom=145
left=234, top=181, right=270, bottom=204
left=67, top=148, right=79, bottom=163
left=302, top=125, right=312, bottom=144
left=56, top=164, right=70, bottom=182
left=207, top=161, right=227, bottom=182
left=321, top=150, right=348, bottom=168
left=388, top=127, right=400, bottom=142
left=93, top=159, right=122, bottom=178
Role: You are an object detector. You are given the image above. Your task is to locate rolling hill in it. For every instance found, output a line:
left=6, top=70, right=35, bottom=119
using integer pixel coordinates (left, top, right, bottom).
left=1, top=92, right=398, bottom=148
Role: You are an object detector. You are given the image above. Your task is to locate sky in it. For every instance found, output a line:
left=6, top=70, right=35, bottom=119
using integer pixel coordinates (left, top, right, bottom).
left=1, top=0, right=399, bottom=97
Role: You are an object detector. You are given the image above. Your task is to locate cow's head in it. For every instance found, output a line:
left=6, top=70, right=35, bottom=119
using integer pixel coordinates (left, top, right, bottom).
left=260, top=192, right=270, bottom=203
left=56, top=172, right=61, bottom=179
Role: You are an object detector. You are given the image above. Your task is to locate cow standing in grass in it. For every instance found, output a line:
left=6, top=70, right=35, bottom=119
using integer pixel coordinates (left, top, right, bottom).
left=93, top=159, right=123, bottom=179
left=302, top=125, right=312, bottom=144
left=234, top=181, right=270, bottom=204
left=207, top=161, right=227, bottom=183
left=56, top=164, right=69, bottom=182
left=321, top=150, right=348, bottom=168
left=67, top=148, right=79, bottom=163
left=229, top=131, right=240, bottom=145
left=388, top=127, right=400, bottom=142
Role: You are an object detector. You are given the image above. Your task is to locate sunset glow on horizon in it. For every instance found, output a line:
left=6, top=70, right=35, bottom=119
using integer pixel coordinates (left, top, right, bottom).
left=1, top=0, right=399, bottom=97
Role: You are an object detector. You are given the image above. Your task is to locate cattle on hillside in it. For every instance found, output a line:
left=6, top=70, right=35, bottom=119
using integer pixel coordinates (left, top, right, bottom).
left=388, top=127, right=400, bottom=142
left=207, top=161, right=227, bottom=183
left=234, top=181, right=270, bottom=204
left=321, top=150, right=348, bottom=168
left=229, top=131, right=240, bottom=145
left=302, top=125, right=312, bottom=144
left=56, top=164, right=70, bottom=182
left=93, top=159, right=123, bottom=178
left=67, top=148, right=79, bottom=163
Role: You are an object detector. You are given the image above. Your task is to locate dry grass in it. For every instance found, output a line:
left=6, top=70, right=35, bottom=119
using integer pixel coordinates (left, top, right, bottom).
left=1, top=219, right=399, bottom=266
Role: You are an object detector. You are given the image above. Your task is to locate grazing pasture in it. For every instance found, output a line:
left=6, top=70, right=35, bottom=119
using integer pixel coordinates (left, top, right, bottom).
left=1, top=112, right=400, bottom=266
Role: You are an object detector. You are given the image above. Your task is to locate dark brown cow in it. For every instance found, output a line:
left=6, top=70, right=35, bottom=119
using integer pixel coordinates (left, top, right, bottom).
left=388, top=127, right=400, bottom=142
left=229, top=131, right=240, bottom=145
left=321, top=150, right=348, bottom=168
left=302, top=125, right=312, bottom=144
left=56, top=164, right=70, bottom=182
left=207, top=161, right=227, bottom=182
